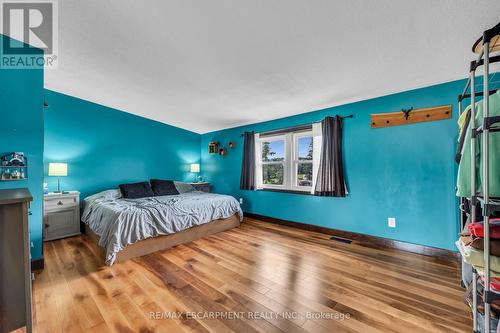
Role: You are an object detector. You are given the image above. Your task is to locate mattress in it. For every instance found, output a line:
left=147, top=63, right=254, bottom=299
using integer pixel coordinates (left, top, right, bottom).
left=82, top=191, right=243, bottom=265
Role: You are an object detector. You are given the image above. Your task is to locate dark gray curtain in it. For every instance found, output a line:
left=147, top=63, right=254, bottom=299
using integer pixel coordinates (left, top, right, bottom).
left=240, top=131, right=256, bottom=190
left=314, top=116, right=347, bottom=197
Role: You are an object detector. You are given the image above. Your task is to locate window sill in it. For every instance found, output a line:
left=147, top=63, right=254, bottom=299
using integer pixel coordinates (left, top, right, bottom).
left=257, top=188, right=312, bottom=195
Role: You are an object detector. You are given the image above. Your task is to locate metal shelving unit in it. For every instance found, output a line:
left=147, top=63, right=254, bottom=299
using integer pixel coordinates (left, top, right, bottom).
left=458, top=22, right=500, bottom=333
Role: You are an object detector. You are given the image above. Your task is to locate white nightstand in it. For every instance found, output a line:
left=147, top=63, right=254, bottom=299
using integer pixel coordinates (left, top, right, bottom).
left=43, top=191, right=81, bottom=241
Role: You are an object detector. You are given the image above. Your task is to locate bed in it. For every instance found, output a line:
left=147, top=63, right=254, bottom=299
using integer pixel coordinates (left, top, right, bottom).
left=81, top=187, right=242, bottom=265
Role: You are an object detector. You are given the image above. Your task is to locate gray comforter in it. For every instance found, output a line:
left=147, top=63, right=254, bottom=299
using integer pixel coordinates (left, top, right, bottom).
left=82, top=191, right=243, bottom=265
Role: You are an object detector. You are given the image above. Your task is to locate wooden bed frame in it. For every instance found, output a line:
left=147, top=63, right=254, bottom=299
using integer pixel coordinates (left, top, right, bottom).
left=85, top=214, right=240, bottom=263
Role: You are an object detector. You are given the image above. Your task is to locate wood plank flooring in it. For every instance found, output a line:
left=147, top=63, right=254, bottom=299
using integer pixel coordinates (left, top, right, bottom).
left=32, top=217, right=471, bottom=333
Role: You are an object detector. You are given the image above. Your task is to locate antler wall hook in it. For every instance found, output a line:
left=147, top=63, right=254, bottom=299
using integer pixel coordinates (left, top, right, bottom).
left=401, top=107, right=413, bottom=120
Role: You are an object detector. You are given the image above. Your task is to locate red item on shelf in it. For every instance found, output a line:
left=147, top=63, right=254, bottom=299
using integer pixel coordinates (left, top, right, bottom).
left=480, top=275, right=500, bottom=293
left=467, top=219, right=500, bottom=239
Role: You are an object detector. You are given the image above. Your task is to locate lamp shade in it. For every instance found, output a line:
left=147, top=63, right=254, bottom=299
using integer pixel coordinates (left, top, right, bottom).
left=190, top=163, right=200, bottom=173
left=48, top=163, right=68, bottom=176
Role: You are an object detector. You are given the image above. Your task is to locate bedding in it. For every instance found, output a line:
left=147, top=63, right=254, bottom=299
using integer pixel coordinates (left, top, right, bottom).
left=82, top=190, right=243, bottom=265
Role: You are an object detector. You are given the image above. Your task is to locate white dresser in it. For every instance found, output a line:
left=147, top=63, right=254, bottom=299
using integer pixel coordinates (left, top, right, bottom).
left=43, top=191, right=81, bottom=241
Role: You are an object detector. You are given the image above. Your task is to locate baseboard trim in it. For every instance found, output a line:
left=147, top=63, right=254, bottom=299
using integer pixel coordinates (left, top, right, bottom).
left=244, top=212, right=460, bottom=263
left=31, top=257, right=44, bottom=271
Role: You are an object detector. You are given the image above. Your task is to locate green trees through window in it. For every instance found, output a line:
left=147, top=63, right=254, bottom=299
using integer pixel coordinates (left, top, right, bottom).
left=262, top=140, right=284, bottom=185
left=258, top=133, right=315, bottom=190
left=297, top=136, right=313, bottom=187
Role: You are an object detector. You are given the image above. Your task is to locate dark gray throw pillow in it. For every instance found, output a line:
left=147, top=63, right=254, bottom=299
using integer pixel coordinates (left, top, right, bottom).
left=150, top=179, right=179, bottom=196
left=119, top=182, right=154, bottom=199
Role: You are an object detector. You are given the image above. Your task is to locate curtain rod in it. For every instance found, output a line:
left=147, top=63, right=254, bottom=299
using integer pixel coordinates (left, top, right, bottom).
left=240, top=114, right=353, bottom=137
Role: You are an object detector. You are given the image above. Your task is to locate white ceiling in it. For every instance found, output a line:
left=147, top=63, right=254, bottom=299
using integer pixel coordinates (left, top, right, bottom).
left=43, top=0, right=500, bottom=133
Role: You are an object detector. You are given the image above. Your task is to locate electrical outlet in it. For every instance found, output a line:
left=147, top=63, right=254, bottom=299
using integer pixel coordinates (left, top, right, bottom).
left=388, top=217, right=396, bottom=228
left=239, top=198, right=243, bottom=204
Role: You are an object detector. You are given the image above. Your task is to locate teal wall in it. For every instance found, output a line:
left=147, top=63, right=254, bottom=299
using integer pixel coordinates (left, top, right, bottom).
left=44, top=90, right=201, bottom=199
left=43, top=76, right=464, bottom=251
left=202, top=80, right=465, bottom=251
left=0, top=33, right=467, bottom=257
left=0, top=35, right=44, bottom=260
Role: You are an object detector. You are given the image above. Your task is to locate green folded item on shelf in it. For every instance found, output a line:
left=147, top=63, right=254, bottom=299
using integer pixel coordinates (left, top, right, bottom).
left=457, top=90, right=500, bottom=198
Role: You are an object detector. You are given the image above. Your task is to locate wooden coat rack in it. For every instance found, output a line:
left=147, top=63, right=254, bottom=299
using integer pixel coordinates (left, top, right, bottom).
left=370, top=105, right=452, bottom=129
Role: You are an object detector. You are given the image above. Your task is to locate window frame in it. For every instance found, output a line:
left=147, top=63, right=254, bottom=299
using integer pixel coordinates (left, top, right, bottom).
left=258, top=134, right=288, bottom=189
left=256, top=130, right=314, bottom=192
left=292, top=132, right=313, bottom=191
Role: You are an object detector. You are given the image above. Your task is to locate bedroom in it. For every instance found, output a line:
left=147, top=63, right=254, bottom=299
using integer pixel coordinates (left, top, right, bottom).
left=1, top=1, right=500, bottom=332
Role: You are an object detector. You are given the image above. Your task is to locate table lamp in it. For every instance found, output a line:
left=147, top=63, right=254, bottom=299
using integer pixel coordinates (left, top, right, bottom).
left=190, top=163, right=200, bottom=182
left=48, top=162, right=68, bottom=193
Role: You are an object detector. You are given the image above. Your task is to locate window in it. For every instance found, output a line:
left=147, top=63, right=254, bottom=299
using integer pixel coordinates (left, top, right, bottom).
left=256, top=129, right=318, bottom=192
left=295, top=134, right=313, bottom=188
left=261, top=138, right=285, bottom=186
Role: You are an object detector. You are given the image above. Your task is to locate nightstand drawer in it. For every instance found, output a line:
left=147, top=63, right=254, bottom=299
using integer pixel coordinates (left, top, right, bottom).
left=44, top=196, right=78, bottom=211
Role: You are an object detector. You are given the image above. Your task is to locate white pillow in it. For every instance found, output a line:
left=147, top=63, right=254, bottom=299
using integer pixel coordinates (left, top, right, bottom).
left=174, top=181, right=196, bottom=193
left=84, top=189, right=122, bottom=202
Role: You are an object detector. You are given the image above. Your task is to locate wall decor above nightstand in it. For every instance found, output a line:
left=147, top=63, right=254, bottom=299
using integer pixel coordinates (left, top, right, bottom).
left=208, top=141, right=234, bottom=157
left=0, top=152, right=28, bottom=181
left=208, top=142, right=219, bottom=154
left=43, top=191, right=80, bottom=241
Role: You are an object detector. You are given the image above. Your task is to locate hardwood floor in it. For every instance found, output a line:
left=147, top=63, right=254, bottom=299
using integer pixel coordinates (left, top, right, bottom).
left=32, top=217, right=471, bottom=333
